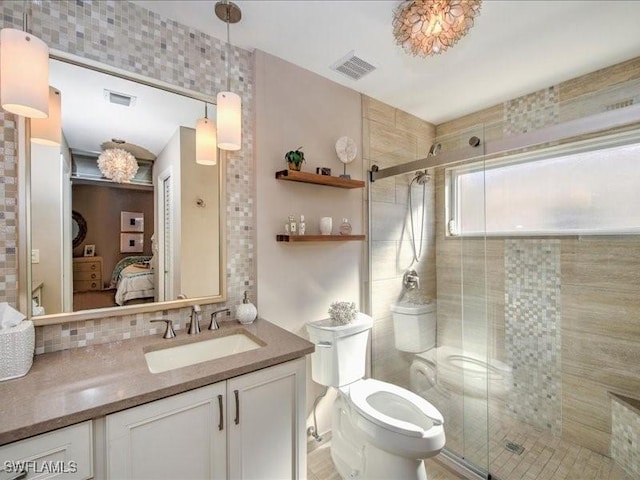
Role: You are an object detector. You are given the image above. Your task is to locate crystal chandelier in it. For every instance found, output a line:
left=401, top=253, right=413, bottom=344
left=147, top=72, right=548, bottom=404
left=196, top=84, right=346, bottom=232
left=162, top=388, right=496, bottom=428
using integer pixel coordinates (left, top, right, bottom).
left=97, top=148, right=139, bottom=183
left=392, top=0, right=482, bottom=57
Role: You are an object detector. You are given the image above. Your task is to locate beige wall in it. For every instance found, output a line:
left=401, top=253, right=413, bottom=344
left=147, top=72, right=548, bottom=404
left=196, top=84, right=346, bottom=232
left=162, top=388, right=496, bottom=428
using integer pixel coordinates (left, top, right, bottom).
left=31, top=143, right=64, bottom=314
left=254, top=50, right=364, bottom=433
left=363, top=96, right=437, bottom=390
left=179, top=127, right=220, bottom=298
left=433, top=56, right=640, bottom=455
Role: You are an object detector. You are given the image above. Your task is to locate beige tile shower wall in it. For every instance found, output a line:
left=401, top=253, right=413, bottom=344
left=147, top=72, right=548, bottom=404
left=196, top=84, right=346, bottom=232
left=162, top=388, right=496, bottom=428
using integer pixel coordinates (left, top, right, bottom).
left=0, top=1, right=255, bottom=352
left=434, top=56, right=640, bottom=456
left=362, top=96, right=436, bottom=389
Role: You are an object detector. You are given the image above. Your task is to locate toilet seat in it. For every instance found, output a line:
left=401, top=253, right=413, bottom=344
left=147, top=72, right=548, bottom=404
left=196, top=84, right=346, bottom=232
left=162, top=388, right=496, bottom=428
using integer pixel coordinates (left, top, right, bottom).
left=348, top=378, right=444, bottom=438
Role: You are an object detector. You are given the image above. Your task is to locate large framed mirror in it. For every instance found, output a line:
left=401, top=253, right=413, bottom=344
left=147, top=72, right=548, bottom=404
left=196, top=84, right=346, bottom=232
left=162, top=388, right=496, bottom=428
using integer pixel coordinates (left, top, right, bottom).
left=20, top=52, right=226, bottom=324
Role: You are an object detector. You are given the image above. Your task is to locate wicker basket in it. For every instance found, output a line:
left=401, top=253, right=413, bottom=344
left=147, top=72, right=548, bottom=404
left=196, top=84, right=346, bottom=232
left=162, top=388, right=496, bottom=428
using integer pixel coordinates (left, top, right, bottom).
left=0, top=320, right=35, bottom=381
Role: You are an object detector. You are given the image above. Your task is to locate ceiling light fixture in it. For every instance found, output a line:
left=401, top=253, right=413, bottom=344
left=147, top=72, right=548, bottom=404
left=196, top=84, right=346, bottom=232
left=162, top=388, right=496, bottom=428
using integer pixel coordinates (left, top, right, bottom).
left=97, top=148, right=139, bottom=183
left=30, top=87, right=61, bottom=146
left=0, top=6, right=50, bottom=118
left=196, top=103, right=218, bottom=165
left=392, top=0, right=482, bottom=57
left=215, top=1, right=242, bottom=151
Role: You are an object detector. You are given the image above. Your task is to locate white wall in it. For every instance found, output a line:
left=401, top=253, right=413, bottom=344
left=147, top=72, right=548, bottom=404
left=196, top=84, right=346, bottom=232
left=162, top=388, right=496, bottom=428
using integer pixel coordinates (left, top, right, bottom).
left=254, top=50, right=365, bottom=434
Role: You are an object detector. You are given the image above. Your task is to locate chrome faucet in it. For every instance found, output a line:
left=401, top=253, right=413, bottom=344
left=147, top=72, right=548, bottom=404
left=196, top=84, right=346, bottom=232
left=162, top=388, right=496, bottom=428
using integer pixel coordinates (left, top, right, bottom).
left=188, top=305, right=202, bottom=335
left=150, top=318, right=176, bottom=339
left=209, top=308, right=230, bottom=330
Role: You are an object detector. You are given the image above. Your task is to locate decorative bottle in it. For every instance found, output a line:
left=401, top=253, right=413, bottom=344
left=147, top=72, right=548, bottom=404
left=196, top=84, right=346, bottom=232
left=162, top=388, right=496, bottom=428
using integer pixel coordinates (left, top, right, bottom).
left=288, top=215, right=297, bottom=235
left=339, top=218, right=352, bottom=235
left=299, top=215, right=306, bottom=235
left=236, top=290, right=258, bottom=325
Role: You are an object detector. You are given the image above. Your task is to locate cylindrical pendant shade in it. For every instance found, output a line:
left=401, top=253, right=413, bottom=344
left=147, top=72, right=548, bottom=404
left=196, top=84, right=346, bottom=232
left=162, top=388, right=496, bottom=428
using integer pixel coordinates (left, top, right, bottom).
left=31, top=87, right=61, bottom=146
left=196, top=117, right=217, bottom=165
left=0, top=28, right=49, bottom=118
left=216, top=91, right=241, bottom=151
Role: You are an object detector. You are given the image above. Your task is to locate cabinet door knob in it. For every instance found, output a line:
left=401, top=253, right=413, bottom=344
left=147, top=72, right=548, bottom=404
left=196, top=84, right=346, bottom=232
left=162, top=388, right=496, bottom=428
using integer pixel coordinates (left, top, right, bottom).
left=91, top=282, right=97, bottom=288
left=234, top=389, right=240, bottom=425
left=91, top=273, right=96, bottom=279
left=218, top=394, right=224, bottom=431
left=91, top=264, right=96, bottom=270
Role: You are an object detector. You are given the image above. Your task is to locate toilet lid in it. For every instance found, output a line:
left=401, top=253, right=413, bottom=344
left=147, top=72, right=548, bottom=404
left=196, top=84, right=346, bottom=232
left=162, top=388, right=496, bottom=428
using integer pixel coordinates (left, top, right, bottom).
left=349, top=379, right=444, bottom=438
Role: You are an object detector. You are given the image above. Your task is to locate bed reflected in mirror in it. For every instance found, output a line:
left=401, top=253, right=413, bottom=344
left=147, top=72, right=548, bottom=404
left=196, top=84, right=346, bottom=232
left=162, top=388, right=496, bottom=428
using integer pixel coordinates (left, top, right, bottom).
left=28, top=57, right=223, bottom=318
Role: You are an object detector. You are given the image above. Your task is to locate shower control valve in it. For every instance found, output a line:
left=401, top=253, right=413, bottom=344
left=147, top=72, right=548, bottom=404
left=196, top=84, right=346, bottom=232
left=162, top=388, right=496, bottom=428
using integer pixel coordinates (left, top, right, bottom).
left=403, top=269, right=420, bottom=290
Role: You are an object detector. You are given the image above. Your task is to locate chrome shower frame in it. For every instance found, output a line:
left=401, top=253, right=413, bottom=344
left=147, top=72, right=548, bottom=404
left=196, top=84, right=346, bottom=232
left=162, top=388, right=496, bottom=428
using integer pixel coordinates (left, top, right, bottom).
left=369, top=103, right=640, bottom=182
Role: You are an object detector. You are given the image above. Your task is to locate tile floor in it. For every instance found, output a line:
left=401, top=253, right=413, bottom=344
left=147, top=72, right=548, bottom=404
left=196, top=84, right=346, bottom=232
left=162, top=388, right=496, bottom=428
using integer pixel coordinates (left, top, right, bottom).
left=486, top=415, right=634, bottom=480
left=307, top=417, right=635, bottom=480
left=307, top=434, right=463, bottom=480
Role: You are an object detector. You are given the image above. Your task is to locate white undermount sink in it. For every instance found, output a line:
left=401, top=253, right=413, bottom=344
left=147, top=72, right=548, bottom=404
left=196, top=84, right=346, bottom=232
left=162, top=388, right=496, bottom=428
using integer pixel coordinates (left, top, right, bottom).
left=144, top=332, right=263, bottom=374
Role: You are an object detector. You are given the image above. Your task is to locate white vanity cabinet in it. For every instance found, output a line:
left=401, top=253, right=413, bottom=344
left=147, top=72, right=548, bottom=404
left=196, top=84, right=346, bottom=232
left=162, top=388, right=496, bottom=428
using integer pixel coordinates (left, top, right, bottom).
left=105, top=357, right=306, bottom=480
left=227, top=358, right=306, bottom=480
left=105, top=383, right=227, bottom=480
left=0, top=421, right=93, bottom=480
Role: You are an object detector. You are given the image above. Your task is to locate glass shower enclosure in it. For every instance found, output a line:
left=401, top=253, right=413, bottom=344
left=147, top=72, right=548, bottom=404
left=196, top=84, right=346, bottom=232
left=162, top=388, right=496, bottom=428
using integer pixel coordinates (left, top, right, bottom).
left=367, top=79, right=640, bottom=479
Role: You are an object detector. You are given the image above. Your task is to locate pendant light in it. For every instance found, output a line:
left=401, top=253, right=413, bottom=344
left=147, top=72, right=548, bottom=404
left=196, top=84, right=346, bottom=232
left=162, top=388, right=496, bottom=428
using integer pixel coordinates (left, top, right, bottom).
left=215, top=1, right=242, bottom=151
left=0, top=6, right=50, bottom=118
left=196, top=103, right=218, bottom=165
left=31, top=87, right=61, bottom=146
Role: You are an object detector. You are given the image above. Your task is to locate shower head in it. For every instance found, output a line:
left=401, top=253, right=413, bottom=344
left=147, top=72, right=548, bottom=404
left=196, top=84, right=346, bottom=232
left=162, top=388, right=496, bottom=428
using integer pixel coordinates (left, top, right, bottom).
left=428, top=143, right=441, bottom=157
left=413, top=170, right=431, bottom=185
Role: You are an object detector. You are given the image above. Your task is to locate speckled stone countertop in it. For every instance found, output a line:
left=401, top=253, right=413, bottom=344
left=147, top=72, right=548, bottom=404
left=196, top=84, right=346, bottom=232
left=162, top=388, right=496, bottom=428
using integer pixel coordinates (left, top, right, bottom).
left=0, top=318, right=314, bottom=446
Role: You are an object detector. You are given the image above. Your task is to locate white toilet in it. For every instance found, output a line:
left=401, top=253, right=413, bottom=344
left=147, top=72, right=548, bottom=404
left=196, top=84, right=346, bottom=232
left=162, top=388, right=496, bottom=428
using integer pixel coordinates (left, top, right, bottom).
left=307, top=313, right=445, bottom=480
left=390, top=301, right=512, bottom=400
left=390, top=301, right=436, bottom=353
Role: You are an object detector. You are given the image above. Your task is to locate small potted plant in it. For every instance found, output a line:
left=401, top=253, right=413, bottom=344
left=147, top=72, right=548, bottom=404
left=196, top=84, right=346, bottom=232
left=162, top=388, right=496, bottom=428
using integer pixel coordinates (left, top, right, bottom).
left=285, top=147, right=305, bottom=171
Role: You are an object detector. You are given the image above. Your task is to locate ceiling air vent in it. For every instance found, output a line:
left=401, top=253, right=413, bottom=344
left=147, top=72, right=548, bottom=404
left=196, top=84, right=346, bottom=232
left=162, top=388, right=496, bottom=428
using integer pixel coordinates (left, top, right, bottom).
left=104, top=89, right=137, bottom=107
left=331, top=51, right=376, bottom=81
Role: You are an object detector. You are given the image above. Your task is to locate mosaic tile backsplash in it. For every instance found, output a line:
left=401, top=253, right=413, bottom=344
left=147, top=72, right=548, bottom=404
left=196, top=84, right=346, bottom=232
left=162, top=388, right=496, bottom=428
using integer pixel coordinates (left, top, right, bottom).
left=504, top=239, right=562, bottom=434
left=611, top=397, right=640, bottom=477
left=0, top=111, right=18, bottom=308
left=0, top=0, right=255, bottom=353
left=503, top=86, right=559, bottom=136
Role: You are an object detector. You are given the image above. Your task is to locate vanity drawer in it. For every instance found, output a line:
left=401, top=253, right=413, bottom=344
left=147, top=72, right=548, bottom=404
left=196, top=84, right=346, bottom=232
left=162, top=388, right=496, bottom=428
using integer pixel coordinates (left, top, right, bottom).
left=0, top=421, right=93, bottom=479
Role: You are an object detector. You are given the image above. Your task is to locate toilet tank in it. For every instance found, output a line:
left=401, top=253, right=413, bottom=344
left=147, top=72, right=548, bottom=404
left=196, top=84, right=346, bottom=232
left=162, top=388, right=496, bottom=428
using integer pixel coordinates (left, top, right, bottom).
left=306, top=313, right=373, bottom=387
left=391, top=300, right=436, bottom=353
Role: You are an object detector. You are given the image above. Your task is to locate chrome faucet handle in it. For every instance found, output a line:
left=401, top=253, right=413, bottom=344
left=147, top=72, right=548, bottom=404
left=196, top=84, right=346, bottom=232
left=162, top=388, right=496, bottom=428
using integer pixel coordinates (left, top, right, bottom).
left=403, top=269, right=420, bottom=290
left=188, top=305, right=202, bottom=335
left=209, top=308, right=231, bottom=330
left=150, top=318, right=176, bottom=339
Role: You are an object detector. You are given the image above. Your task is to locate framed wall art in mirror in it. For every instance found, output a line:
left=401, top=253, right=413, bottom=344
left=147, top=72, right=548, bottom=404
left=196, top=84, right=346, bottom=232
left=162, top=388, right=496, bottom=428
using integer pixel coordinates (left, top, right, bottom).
left=19, top=52, right=226, bottom=325
left=72, top=210, right=87, bottom=248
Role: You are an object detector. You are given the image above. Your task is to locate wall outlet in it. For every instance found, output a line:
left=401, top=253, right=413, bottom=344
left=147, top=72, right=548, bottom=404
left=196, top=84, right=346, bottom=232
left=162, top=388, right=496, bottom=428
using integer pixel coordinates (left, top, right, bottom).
left=31, top=249, right=40, bottom=264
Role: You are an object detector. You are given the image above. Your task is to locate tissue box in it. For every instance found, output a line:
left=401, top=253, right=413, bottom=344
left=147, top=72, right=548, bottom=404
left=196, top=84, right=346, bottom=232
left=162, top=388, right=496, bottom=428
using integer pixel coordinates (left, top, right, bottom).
left=0, top=320, right=35, bottom=381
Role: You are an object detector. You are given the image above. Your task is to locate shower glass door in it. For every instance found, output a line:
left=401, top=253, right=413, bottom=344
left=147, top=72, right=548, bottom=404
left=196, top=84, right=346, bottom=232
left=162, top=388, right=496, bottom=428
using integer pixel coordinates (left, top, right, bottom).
left=368, top=125, right=490, bottom=476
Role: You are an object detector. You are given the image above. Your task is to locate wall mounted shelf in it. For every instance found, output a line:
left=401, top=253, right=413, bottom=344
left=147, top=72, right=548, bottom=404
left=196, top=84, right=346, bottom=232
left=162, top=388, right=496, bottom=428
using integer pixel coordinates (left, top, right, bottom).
left=276, top=234, right=366, bottom=243
left=275, top=170, right=365, bottom=189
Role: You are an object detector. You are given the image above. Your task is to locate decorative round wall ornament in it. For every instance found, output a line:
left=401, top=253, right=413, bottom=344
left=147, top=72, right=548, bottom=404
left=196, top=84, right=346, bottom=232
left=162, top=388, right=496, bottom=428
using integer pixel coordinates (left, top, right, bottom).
left=335, top=136, right=357, bottom=164
left=72, top=210, right=87, bottom=248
